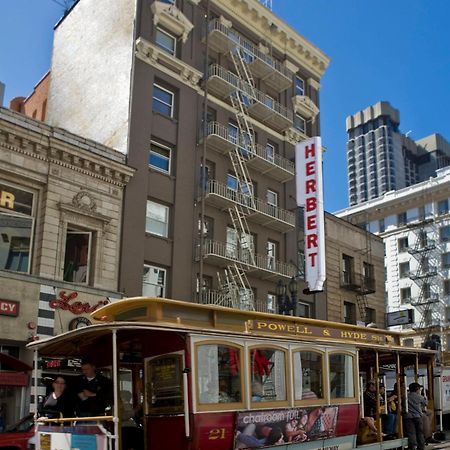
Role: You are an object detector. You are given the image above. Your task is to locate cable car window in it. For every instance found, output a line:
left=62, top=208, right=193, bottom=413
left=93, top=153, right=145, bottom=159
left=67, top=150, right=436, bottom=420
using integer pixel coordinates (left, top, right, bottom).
left=329, top=353, right=354, bottom=399
left=197, top=344, right=242, bottom=405
left=250, top=348, right=286, bottom=402
left=293, top=351, right=324, bottom=401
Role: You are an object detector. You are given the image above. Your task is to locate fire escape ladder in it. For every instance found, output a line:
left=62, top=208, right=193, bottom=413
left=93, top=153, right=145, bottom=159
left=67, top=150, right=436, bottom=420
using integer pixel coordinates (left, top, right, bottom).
left=356, top=292, right=369, bottom=325
left=229, top=205, right=256, bottom=267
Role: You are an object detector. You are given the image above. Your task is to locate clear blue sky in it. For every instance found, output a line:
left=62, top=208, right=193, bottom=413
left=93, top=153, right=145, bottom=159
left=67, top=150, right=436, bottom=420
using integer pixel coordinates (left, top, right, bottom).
left=1, top=0, right=449, bottom=212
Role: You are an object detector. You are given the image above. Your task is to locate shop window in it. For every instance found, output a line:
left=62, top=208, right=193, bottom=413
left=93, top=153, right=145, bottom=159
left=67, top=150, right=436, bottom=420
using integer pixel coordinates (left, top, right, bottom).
left=0, top=183, right=34, bottom=274
left=250, top=347, right=286, bottom=403
left=143, top=264, right=166, bottom=297
left=329, top=353, right=354, bottom=399
left=146, top=200, right=169, bottom=237
left=197, top=343, right=242, bottom=406
left=63, top=230, right=92, bottom=283
left=293, top=351, right=323, bottom=401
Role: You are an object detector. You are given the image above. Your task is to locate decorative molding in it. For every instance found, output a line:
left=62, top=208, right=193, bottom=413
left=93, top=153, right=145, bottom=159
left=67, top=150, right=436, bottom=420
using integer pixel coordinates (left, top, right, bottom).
left=59, top=201, right=111, bottom=225
left=285, top=127, right=308, bottom=144
left=291, top=95, right=319, bottom=120
left=151, top=1, right=194, bottom=43
left=283, top=59, right=299, bottom=74
left=72, top=191, right=97, bottom=213
left=136, top=37, right=202, bottom=88
left=210, top=0, right=330, bottom=79
left=308, top=77, right=321, bottom=91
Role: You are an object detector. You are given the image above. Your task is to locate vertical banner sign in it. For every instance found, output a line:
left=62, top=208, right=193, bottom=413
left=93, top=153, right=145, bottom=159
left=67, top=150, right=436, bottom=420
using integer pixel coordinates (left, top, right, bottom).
left=295, top=137, right=326, bottom=292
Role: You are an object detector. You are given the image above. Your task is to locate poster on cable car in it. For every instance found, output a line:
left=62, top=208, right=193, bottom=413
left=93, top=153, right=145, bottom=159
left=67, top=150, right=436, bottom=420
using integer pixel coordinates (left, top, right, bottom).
left=234, top=405, right=338, bottom=448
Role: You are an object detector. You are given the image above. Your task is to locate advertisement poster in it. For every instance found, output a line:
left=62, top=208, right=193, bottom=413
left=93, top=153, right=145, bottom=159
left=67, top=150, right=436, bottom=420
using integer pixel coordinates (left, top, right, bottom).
left=235, top=405, right=339, bottom=449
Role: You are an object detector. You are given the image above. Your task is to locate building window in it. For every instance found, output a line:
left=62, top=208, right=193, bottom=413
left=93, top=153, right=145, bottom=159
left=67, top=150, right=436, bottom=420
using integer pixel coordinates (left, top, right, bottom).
left=398, top=237, right=409, bottom=253
left=397, top=212, right=407, bottom=226
left=438, top=199, right=449, bottom=215
left=265, top=142, right=275, bottom=162
left=153, top=83, right=174, bottom=117
left=266, top=241, right=276, bottom=270
left=198, top=216, right=214, bottom=240
left=0, top=183, right=34, bottom=274
left=378, top=219, right=385, bottom=233
left=143, top=264, right=166, bottom=297
left=63, top=230, right=92, bottom=284
left=155, top=27, right=176, bottom=55
left=149, top=141, right=171, bottom=174
left=400, top=287, right=411, bottom=304
left=267, top=294, right=276, bottom=314
left=444, top=279, right=450, bottom=297
left=399, top=262, right=410, bottom=278
left=365, top=307, right=376, bottom=324
left=294, top=114, right=306, bottom=133
left=344, top=301, right=356, bottom=324
left=440, top=225, right=450, bottom=243
left=298, top=301, right=312, bottom=318
left=442, top=253, right=450, bottom=269
left=266, top=189, right=278, bottom=216
left=294, top=76, right=305, bottom=96
left=146, top=201, right=169, bottom=237
left=342, top=254, right=354, bottom=284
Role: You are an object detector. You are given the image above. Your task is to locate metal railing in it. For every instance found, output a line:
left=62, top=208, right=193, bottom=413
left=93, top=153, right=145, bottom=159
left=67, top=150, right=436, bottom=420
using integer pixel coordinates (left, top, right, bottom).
left=198, top=239, right=296, bottom=278
left=341, top=272, right=376, bottom=293
left=204, top=122, right=295, bottom=174
left=197, top=289, right=274, bottom=313
left=205, top=179, right=295, bottom=226
left=207, top=65, right=293, bottom=122
left=208, top=19, right=292, bottom=79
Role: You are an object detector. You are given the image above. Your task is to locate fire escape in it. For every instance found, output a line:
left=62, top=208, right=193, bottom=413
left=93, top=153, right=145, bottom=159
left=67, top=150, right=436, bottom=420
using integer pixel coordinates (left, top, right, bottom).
left=407, top=219, right=441, bottom=338
left=199, top=19, right=301, bottom=311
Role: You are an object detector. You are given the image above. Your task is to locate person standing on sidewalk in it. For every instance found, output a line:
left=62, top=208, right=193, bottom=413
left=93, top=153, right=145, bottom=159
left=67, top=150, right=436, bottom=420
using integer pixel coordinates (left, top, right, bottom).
left=404, top=382, right=427, bottom=450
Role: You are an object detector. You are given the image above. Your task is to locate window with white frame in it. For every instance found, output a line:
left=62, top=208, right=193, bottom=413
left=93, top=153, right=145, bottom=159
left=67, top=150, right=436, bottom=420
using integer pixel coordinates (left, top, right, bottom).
left=63, top=229, right=92, bottom=284
left=298, top=301, right=312, bottom=318
left=294, top=76, right=304, bottom=96
left=149, top=141, right=172, bottom=174
left=267, top=294, right=276, bottom=313
left=155, top=27, right=176, bottom=55
left=399, top=261, right=410, bottom=278
left=400, top=287, right=411, bottom=303
left=265, top=142, right=275, bottom=162
left=266, top=189, right=278, bottom=208
left=153, top=83, right=174, bottom=117
left=294, top=114, right=306, bottom=133
left=398, top=237, right=408, bottom=253
left=146, top=201, right=169, bottom=237
left=143, top=264, right=166, bottom=297
left=266, top=241, right=276, bottom=270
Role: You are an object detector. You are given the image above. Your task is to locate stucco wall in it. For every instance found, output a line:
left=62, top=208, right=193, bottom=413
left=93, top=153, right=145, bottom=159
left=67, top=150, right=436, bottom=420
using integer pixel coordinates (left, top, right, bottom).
left=47, top=0, right=137, bottom=154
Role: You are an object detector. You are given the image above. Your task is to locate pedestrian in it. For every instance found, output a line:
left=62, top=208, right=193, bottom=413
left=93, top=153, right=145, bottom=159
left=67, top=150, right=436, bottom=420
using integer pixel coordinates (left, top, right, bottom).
left=404, top=382, right=426, bottom=450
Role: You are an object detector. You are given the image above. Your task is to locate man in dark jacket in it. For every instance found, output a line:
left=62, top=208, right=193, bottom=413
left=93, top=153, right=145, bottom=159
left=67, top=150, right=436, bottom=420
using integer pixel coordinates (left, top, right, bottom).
left=76, top=358, right=113, bottom=417
left=404, top=382, right=427, bottom=450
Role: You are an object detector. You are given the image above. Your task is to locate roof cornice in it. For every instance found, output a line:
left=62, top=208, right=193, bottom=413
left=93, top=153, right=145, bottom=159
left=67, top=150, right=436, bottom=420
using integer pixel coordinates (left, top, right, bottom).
left=210, top=0, right=330, bottom=79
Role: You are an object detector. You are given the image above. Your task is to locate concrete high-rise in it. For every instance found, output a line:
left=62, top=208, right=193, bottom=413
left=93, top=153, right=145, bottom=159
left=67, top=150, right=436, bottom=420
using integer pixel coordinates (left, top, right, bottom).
left=346, top=101, right=450, bottom=206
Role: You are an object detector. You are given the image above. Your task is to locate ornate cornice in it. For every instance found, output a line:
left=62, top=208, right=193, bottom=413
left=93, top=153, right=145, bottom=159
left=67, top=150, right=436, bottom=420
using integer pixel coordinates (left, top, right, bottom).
left=284, top=127, right=308, bottom=144
left=136, top=37, right=202, bottom=88
left=0, top=109, right=134, bottom=187
left=210, top=0, right=330, bottom=79
left=291, top=95, right=319, bottom=120
left=151, top=1, right=194, bottom=43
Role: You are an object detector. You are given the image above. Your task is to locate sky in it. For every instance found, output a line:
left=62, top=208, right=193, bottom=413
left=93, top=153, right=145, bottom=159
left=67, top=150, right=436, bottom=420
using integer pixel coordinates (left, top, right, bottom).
left=1, top=0, right=449, bottom=213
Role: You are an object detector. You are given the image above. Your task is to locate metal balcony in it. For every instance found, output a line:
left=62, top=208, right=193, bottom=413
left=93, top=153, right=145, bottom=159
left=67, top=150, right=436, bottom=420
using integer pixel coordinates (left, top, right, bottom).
left=206, top=65, right=293, bottom=132
left=197, top=290, right=274, bottom=313
left=197, top=239, right=296, bottom=279
left=204, top=180, right=295, bottom=232
left=207, top=19, right=292, bottom=92
left=407, top=240, right=436, bottom=254
left=340, top=272, right=376, bottom=294
left=410, top=293, right=440, bottom=306
left=409, top=266, right=438, bottom=280
left=201, top=122, right=295, bottom=182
